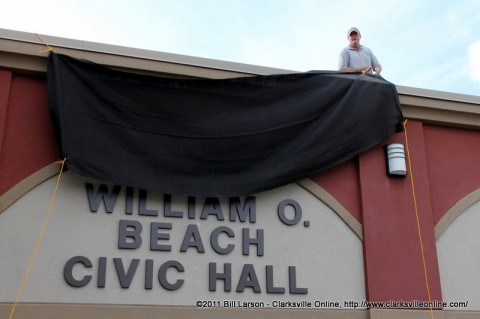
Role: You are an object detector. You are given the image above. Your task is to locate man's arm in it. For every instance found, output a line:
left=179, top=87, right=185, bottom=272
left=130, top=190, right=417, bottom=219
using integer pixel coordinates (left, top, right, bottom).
left=370, top=49, right=381, bottom=74
left=338, top=48, right=350, bottom=71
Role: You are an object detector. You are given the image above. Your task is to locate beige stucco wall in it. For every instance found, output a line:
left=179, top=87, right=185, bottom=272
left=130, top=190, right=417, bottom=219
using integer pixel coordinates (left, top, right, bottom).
left=437, top=200, right=480, bottom=311
left=0, top=172, right=365, bottom=307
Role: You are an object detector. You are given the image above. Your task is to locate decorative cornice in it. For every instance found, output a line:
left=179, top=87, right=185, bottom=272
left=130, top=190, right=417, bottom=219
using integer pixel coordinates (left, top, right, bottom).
left=397, top=86, right=480, bottom=130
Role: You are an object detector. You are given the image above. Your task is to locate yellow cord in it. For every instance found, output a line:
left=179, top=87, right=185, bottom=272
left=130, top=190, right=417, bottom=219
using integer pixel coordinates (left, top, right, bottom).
left=403, top=120, right=435, bottom=319
left=35, top=33, right=55, bottom=53
left=8, top=158, right=66, bottom=319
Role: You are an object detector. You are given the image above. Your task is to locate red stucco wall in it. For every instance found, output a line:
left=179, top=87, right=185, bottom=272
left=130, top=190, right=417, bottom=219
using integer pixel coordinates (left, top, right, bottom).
left=0, top=70, right=59, bottom=196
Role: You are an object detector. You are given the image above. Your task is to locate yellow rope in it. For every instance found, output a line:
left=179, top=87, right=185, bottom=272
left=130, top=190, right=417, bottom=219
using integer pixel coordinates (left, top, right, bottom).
left=35, top=33, right=55, bottom=53
left=403, top=120, right=435, bottom=319
left=8, top=158, right=66, bottom=319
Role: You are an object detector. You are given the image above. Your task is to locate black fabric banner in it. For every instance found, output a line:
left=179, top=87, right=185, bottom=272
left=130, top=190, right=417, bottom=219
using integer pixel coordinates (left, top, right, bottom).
left=48, top=53, right=403, bottom=197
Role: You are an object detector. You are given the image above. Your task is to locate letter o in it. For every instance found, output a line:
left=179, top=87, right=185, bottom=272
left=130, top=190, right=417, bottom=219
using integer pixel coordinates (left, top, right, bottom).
left=277, top=199, right=302, bottom=226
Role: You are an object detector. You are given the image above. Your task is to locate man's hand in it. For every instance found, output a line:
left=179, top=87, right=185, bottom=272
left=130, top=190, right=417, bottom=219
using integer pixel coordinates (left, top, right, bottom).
left=360, top=66, right=372, bottom=74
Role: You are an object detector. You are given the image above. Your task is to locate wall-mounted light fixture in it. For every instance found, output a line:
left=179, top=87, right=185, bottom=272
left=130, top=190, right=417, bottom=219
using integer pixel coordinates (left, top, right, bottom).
left=385, top=143, right=407, bottom=177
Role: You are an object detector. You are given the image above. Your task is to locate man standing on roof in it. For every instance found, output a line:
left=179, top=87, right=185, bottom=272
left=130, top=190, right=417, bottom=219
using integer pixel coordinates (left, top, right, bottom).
left=339, top=27, right=382, bottom=74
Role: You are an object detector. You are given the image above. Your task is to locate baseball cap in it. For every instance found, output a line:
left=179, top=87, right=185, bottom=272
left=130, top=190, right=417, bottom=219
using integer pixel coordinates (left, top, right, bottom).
left=348, top=27, right=360, bottom=36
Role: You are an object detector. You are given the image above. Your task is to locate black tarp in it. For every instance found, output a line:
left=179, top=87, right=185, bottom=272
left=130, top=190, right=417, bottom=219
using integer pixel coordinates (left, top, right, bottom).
left=47, top=53, right=403, bottom=197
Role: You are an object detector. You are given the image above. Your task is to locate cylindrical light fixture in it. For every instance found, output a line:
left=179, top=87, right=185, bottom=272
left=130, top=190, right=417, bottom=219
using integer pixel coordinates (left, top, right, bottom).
left=385, top=143, right=407, bottom=177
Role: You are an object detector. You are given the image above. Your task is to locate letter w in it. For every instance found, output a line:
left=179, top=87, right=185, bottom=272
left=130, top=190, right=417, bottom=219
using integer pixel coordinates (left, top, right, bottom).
left=86, top=183, right=121, bottom=213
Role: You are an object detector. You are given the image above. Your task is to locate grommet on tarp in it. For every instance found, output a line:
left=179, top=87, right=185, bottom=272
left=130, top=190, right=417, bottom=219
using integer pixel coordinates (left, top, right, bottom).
left=385, top=143, right=407, bottom=177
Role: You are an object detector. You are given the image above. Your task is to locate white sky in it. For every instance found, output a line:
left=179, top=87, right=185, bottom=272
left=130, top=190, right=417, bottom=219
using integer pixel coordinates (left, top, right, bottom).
left=1, top=0, right=479, bottom=96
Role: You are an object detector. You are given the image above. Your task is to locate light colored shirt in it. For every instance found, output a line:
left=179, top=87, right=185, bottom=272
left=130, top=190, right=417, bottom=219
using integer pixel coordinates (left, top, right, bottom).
left=338, top=45, right=380, bottom=72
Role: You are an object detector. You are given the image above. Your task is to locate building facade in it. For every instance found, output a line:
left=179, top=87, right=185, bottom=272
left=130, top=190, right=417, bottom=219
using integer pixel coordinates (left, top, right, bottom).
left=1, top=29, right=479, bottom=319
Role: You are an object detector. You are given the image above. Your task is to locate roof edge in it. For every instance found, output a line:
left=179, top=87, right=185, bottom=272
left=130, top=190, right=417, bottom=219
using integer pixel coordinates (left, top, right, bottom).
left=0, top=28, right=479, bottom=130
left=0, top=28, right=294, bottom=77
